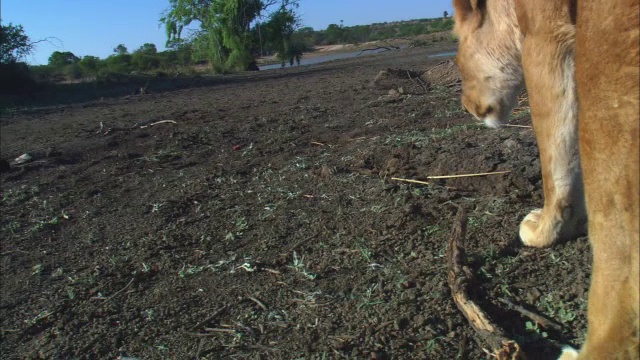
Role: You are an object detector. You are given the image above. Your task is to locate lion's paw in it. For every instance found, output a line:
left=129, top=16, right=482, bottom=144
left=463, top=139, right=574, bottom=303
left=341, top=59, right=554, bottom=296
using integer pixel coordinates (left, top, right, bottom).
left=557, top=346, right=579, bottom=360
left=518, top=208, right=550, bottom=247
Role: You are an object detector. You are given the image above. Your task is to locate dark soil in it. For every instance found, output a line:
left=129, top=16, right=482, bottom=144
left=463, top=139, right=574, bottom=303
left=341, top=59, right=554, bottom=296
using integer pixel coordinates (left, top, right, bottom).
left=1, top=44, right=591, bottom=359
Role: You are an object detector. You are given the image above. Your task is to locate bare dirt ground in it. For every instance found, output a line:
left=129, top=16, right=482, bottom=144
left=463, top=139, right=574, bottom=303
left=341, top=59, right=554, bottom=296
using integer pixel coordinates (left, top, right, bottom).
left=1, top=44, right=591, bottom=359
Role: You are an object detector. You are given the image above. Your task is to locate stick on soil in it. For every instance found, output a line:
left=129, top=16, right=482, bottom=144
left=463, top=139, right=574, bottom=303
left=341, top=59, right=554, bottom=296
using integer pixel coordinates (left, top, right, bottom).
left=428, top=171, right=511, bottom=180
left=391, top=177, right=430, bottom=186
left=447, top=208, right=523, bottom=359
left=498, top=298, right=563, bottom=332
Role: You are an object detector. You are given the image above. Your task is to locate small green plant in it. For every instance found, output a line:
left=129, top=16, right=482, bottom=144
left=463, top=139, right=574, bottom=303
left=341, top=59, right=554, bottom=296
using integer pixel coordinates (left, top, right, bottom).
left=51, top=268, right=64, bottom=278
left=358, top=284, right=384, bottom=308
left=525, top=321, right=548, bottom=338
left=31, top=264, right=43, bottom=276
left=425, top=224, right=442, bottom=236
left=235, top=217, right=248, bottom=231
left=425, top=336, right=445, bottom=354
left=144, top=308, right=156, bottom=321
left=178, top=264, right=207, bottom=278
left=289, top=251, right=317, bottom=280
left=24, top=311, right=52, bottom=326
left=356, top=239, right=373, bottom=262
left=538, top=293, right=577, bottom=324
left=2, top=221, right=20, bottom=235
left=226, top=217, right=249, bottom=241
left=66, top=287, right=75, bottom=300
left=498, top=283, right=513, bottom=297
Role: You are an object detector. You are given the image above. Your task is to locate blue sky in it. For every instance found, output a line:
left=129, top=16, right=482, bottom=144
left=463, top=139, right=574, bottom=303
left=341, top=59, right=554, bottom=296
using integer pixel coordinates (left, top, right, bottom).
left=2, top=0, right=454, bottom=65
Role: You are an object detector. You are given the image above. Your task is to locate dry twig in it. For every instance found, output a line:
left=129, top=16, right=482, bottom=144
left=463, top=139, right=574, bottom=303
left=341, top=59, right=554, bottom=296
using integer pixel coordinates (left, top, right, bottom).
left=190, top=305, right=228, bottom=331
left=428, top=171, right=511, bottom=180
left=99, top=278, right=134, bottom=306
left=504, top=124, right=532, bottom=129
left=498, top=298, right=563, bottom=332
left=247, top=296, right=268, bottom=311
left=391, top=177, right=430, bottom=186
left=140, top=120, right=177, bottom=128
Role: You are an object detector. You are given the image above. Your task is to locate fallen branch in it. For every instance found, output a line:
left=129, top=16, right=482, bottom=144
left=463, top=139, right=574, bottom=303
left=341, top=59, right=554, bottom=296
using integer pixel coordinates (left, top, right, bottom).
left=391, top=177, right=430, bottom=186
left=428, top=171, right=511, bottom=180
left=447, top=208, right=523, bottom=359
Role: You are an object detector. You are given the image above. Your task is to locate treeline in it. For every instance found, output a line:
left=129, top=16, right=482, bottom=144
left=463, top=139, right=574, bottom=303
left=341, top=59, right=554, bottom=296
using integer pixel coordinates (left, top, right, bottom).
left=4, top=16, right=454, bottom=90
left=25, top=16, right=454, bottom=84
left=292, top=17, right=454, bottom=49
left=29, top=43, right=196, bottom=83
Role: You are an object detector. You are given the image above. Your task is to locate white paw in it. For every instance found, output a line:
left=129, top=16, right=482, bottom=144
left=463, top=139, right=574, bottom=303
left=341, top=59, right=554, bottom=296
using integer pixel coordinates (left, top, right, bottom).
left=519, top=208, right=543, bottom=246
left=557, top=346, right=579, bottom=360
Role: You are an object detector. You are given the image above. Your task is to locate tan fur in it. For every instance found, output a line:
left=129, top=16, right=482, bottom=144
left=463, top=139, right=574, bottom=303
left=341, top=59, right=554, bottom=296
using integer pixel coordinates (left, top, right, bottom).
left=453, top=0, right=639, bottom=358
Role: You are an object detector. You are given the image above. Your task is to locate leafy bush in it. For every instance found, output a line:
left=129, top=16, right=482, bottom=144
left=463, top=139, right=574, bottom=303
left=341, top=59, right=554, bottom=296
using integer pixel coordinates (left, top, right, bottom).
left=0, top=62, right=36, bottom=96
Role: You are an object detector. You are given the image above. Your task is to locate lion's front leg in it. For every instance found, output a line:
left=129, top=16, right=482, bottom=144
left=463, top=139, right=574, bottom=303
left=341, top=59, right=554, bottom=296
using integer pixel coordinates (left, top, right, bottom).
left=518, top=27, right=587, bottom=248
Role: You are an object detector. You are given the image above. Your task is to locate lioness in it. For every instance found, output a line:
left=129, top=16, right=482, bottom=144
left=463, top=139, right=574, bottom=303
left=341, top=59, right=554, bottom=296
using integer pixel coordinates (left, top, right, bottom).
left=452, top=0, right=639, bottom=358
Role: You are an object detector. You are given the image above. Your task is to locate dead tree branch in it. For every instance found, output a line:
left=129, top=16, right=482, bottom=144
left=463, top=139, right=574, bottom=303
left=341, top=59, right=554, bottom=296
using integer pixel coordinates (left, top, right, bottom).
left=447, top=208, right=523, bottom=359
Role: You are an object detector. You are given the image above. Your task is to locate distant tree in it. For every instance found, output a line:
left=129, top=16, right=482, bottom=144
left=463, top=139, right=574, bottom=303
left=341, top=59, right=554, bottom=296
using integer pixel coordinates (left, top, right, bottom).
left=79, top=55, right=101, bottom=75
left=103, top=53, right=132, bottom=73
left=48, top=51, right=80, bottom=67
left=293, top=26, right=320, bottom=49
left=325, top=24, right=344, bottom=44
left=0, top=23, right=33, bottom=64
left=113, top=44, right=128, bottom=55
left=166, top=39, right=193, bottom=66
left=132, top=43, right=160, bottom=71
left=135, top=43, right=157, bottom=55
left=443, top=11, right=449, bottom=18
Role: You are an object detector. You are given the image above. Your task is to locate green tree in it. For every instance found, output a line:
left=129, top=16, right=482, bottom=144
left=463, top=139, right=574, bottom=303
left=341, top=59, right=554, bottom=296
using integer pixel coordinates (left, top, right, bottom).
left=161, top=0, right=298, bottom=71
left=113, top=44, right=128, bottom=55
left=135, top=43, right=157, bottom=55
left=0, top=23, right=33, bottom=64
left=130, top=43, right=160, bottom=71
left=265, top=3, right=302, bottom=67
left=103, top=53, right=132, bottom=73
left=324, top=24, right=344, bottom=44
left=444, top=11, right=449, bottom=18
left=48, top=51, right=80, bottom=67
left=79, top=55, right=101, bottom=76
